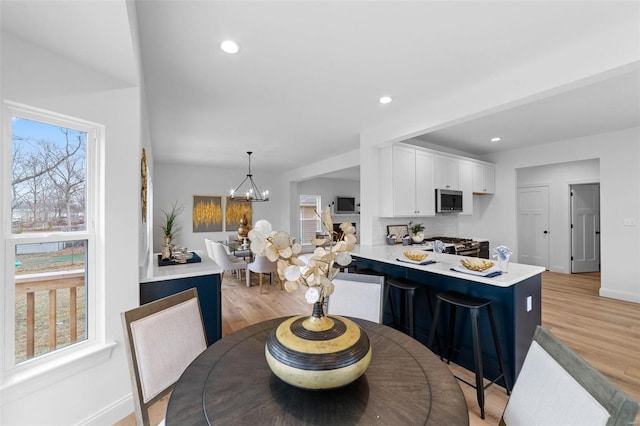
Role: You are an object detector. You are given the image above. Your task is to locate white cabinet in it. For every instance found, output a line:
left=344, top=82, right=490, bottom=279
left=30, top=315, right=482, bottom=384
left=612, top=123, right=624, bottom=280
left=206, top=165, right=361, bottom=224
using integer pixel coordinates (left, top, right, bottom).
left=434, top=155, right=459, bottom=190
left=415, top=150, right=435, bottom=216
left=472, top=162, right=495, bottom=194
left=379, top=145, right=434, bottom=217
left=458, top=160, right=474, bottom=215
left=379, top=143, right=495, bottom=217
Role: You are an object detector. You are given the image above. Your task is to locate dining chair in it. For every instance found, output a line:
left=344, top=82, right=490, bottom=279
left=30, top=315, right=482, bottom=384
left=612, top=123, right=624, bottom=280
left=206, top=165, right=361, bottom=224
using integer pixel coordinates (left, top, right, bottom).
left=246, top=255, right=280, bottom=293
left=327, top=272, right=385, bottom=323
left=500, top=325, right=639, bottom=426
left=121, top=288, right=207, bottom=426
left=206, top=239, right=247, bottom=280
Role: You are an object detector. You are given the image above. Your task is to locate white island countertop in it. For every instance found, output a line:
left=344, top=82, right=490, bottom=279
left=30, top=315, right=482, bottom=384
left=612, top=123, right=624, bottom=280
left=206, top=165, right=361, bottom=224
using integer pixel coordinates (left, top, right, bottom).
left=351, top=244, right=545, bottom=288
left=140, top=250, right=224, bottom=283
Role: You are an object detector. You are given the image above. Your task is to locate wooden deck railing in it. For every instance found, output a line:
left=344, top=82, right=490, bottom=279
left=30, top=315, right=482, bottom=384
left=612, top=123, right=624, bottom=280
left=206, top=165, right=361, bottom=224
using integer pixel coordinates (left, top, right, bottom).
left=15, top=270, right=85, bottom=359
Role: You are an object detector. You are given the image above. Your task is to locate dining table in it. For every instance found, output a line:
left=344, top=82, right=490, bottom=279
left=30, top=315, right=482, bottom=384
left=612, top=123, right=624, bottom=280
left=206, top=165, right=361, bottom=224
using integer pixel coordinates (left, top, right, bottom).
left=166, top=316, right=469, bottom=425
left=218, top=239, right=252, bottom=260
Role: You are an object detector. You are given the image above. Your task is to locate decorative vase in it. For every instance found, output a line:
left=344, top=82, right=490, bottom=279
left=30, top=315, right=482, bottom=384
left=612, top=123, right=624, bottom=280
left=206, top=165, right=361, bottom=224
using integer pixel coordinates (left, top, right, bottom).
left=161, top=236, right=172, bottom=260
left=265, top=301, right=372, bottom=390
left=237, top=214, right=250, bottom=241
left=499, top=258, right=510, bottom=273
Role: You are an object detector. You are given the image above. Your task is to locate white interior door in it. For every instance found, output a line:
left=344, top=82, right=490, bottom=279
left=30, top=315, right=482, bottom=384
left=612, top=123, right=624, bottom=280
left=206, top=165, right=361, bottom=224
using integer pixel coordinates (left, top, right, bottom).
left=517, top=186, right=550, bottom=269
left=571, top=184, right=600, bottom=273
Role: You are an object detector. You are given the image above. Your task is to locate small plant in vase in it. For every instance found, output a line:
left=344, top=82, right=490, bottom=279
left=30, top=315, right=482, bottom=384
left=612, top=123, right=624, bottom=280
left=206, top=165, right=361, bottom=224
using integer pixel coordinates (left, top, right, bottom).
left=409, top=222, right=425, bottom=243
left=159, top=202, right=184, bottom=259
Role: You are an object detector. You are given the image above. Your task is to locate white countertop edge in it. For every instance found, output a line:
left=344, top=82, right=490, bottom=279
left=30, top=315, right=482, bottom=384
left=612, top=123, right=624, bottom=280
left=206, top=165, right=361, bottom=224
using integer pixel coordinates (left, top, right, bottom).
left=351, top=245, right=545, bottom=288
left=140, top=250, right=224, bottom=283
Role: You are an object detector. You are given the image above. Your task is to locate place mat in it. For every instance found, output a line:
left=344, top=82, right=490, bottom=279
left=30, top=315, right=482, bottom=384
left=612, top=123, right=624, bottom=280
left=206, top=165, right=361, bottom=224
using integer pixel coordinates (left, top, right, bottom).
left=158, top=252, right=202, bottom=267
left=451, top=265, right=502, bottom=277
left=396, top=258, right=436, bottom=265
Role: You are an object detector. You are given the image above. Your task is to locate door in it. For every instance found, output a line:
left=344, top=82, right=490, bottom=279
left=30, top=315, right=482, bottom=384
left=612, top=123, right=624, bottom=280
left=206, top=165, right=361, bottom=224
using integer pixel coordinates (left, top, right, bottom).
left=517, top=186, right=550, bottom=269
left=571, top=184, right=600, bottom=273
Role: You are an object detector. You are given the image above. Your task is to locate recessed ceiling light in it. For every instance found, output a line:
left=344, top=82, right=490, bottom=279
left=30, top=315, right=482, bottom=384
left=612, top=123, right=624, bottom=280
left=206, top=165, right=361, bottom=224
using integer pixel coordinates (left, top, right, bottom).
left=220, top=40, right=240, bottom=54
left=491, top=137, right=501, bottom=142
left=379, top=96, right=392, bottom=104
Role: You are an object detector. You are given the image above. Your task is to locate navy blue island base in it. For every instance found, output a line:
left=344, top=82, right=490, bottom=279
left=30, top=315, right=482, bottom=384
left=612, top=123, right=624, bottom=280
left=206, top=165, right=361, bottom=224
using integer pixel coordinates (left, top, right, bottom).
left=353, top=248, right=543, bottom=386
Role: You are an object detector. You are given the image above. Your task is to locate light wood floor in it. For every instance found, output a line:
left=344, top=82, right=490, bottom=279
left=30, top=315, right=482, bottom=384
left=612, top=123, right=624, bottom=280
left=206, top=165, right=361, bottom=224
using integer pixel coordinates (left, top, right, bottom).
left=116, top=270, right=640, bottom=425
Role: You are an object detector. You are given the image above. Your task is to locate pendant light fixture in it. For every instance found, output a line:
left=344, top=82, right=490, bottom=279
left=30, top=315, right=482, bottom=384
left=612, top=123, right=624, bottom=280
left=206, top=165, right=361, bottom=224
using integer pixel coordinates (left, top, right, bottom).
left=230, top=151, right=269, bottom=202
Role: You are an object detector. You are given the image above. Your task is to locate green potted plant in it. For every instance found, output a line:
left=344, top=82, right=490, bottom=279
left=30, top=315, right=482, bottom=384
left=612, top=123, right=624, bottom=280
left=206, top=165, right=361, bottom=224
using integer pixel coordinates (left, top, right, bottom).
left=160, top=202, right=184, bottom=246
left=409, top=222, right=425, bottom=243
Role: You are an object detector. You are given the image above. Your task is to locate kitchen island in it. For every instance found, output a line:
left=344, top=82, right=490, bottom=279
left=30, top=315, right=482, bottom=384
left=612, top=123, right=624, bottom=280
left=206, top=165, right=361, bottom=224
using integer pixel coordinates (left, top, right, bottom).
left=351, top=244, right=545, bottom=385
left=139, top=250, right=224, bottom=345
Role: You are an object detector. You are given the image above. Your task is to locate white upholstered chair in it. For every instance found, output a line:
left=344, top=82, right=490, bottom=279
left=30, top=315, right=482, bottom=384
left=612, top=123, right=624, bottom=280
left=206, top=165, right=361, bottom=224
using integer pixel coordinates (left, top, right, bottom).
left=121, top=288, right=207, bottom=426
left=326, top=272, right=385, bottom=323
left=206, top=239, right=247, bottom=280
left=500, top=325, right=639, bottom=426
left=246, top=255, right=280, bottom=293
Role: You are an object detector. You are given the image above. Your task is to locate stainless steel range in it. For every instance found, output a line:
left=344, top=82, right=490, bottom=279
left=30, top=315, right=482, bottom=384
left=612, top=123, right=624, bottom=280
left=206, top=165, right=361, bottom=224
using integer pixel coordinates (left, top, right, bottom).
left=424, top=237, right=483, bottom=257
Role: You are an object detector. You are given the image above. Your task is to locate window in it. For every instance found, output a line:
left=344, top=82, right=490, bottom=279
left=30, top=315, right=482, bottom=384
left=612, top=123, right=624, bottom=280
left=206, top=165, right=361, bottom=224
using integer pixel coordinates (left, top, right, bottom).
left=299, top=195, right=321, bottom=244
left=3, top=103, right=100, bottom=372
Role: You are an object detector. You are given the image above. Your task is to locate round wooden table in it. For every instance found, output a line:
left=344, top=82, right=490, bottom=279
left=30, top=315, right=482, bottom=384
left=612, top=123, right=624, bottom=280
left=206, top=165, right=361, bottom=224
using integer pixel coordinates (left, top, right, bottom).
left=166, top=317, right=469, bottom=425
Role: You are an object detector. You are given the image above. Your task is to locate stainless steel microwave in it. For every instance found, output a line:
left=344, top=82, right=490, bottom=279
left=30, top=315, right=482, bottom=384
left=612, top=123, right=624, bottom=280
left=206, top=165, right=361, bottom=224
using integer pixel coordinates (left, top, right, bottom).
left=436, top=189, right=463, bottom=213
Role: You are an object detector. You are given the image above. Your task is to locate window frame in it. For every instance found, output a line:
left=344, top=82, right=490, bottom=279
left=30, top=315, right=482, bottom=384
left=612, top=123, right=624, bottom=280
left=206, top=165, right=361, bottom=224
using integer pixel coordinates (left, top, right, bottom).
left=1, top=101, right=109, bottom=390
left=299, top=194, right=322, bottom=244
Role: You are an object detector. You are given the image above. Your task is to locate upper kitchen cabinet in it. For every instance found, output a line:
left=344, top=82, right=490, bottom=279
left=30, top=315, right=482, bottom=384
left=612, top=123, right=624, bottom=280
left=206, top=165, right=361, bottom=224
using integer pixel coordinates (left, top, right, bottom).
left=434, top=154, right=459, bottom=190
left=458, top=160, right=474, bottom=215
left=472, top=162, right=495, bottom=194
left=379, top=144, right=435, bottom=217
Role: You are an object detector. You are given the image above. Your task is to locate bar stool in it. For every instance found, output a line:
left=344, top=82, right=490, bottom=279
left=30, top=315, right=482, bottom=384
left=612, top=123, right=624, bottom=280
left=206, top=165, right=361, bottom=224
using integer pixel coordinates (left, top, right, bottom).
left=427, top=291, right=510, bottom=419
left=385, top=277, right=433, bottom=339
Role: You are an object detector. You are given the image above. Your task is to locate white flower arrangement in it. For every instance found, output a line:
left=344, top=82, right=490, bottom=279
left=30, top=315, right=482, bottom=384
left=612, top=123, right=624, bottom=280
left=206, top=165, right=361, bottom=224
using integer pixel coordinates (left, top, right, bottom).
left=493, top=245, right=513, bottom=262
left=248, top=207, right=357, bottom=304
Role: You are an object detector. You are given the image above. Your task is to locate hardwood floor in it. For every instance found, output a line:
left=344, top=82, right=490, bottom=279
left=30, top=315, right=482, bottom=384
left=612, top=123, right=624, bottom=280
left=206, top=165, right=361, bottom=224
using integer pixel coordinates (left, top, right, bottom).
left=116, top=270, right=640, bottom=425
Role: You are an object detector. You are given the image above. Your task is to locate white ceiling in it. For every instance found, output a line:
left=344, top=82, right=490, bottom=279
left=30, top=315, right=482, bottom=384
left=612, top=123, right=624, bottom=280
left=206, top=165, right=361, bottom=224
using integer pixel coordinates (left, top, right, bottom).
left=2, top=1, right=639, bottom=173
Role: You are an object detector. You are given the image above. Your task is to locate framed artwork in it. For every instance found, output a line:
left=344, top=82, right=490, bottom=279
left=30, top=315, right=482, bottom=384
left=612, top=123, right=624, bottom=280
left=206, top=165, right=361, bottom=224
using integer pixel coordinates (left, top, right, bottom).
left=386, top=225, right=409, bottom=243
left=225, top=197, right=252, bottom=232
left=193, top=195, right=223, bottom=232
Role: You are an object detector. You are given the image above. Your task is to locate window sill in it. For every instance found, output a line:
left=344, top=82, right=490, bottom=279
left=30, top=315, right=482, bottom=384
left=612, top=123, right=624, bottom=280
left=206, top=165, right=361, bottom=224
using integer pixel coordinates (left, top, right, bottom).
left=1, top=341, right=117, bottom=404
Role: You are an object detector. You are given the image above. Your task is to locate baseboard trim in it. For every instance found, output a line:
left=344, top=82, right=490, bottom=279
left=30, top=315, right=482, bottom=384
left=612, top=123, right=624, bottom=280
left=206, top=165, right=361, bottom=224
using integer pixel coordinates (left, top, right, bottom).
left=78, top=393, right=133, bottom=426
left=599, top=288, right=640, bottom=304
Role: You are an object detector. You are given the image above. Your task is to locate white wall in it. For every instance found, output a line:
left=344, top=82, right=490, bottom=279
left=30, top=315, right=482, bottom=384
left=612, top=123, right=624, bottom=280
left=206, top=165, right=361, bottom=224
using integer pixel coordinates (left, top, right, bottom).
left=297, top=177, right=360, bottom=215
left=474, top=128, right=639, bottom=302
left=1, top=33, right=141, bottom=425
left=280, top=149, right=360, bottom=239
left=153, top=162, right=281, bottom=255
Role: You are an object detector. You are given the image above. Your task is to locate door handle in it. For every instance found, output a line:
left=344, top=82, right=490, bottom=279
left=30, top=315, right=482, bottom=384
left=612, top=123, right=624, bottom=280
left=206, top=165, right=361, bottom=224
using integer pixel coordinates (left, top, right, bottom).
left=543, top=230, right=548, bottom=234
left=595, top=231, right=601, bottom=235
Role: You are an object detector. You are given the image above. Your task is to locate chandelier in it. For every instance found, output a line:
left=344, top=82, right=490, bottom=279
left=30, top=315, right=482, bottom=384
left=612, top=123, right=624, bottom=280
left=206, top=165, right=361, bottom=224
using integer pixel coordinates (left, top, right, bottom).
left=230, top=151, right=269, bottom=202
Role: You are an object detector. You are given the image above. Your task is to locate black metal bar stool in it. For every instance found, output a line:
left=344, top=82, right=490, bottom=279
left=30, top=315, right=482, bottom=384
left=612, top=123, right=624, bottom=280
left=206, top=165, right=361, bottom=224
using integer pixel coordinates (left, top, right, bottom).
left=385, top=277, right=434, bottom=339
left=427, top=291, right=510, bottom=419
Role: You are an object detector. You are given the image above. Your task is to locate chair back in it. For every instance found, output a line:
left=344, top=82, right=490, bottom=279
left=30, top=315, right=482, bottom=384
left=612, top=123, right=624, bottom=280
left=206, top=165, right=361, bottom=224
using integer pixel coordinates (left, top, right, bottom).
left=500, top=325, right=639, bottom=426
left=327, top=272, right=385, bottom=323
left=248, top=254, right=277, bottom=273
left=204, top=238, right=215, bottom=260
left=121, top=288, right=207, bottom=426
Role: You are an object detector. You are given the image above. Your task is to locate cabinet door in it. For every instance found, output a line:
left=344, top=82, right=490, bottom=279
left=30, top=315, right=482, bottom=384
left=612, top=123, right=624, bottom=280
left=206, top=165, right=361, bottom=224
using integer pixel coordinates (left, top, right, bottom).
left=472, top=163, right=495, bottom=194
left=392, top=145, right=417, bottom=216
left=458, top=160, right=473, bottom=215
left=434, top=155, right=459, bottom=190
left=415, top=150, right=435, bottom=216
left=482, top=164, right=495, bottom=193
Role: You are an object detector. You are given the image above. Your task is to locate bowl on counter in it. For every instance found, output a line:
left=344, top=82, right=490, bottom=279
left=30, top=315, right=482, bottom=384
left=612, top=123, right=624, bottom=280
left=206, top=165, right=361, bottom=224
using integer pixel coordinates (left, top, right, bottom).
left=411, top=233, right=424, bottom=244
